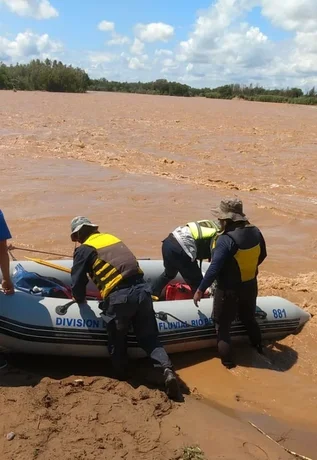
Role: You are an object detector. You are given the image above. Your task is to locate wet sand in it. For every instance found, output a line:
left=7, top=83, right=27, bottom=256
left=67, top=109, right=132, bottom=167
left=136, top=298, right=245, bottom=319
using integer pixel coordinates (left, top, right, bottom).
left=1, top=91, right=317, bottom=459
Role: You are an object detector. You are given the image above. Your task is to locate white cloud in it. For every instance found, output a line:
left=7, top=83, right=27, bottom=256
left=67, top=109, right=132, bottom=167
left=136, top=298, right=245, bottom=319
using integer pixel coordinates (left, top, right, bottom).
left=178, top=0, right=256, bottom=64
left=0, top=0, right=58, bottom=19
left=162, top=58, right=178, bottom=68
left=128, top=57, right=144, bottom=70
left=107, top=34, right=130, bottom=46
left=88, top=52, right=115, bottom=64
left=98, top=20, right=115, bottom=32
left=127, top=54, right=149, bottom=70
left=157, top=0, right=317, bottom=90
left=294, top=31, right=317, bottom=54
left=130, top=38, right=144, bottom=55
left=135, top=22, right=174, bottom=43
left=0, top=30, right=62, bottom=61
left=261, top=0, right=317, bottom=32
left=155, top=49, right=173, bottom=56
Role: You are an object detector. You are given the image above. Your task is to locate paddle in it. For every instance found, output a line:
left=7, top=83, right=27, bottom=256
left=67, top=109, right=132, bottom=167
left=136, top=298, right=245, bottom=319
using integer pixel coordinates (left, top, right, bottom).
left=24, top=257, right=71, bottom=273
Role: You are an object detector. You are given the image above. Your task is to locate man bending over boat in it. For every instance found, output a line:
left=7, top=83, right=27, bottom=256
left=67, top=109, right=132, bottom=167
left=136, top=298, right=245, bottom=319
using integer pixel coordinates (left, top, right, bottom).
left=0, top=209, right=14, bottom=369
left=70, top=216, right=181, bottom=400
left=193, top=199, right=267, bottom=369
left=151, top=219, right=219, bottom=298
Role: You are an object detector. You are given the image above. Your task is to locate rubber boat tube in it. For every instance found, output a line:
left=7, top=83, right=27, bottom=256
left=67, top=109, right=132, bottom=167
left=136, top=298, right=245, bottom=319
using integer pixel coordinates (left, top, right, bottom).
left=0, top=259, right=311, bottom=358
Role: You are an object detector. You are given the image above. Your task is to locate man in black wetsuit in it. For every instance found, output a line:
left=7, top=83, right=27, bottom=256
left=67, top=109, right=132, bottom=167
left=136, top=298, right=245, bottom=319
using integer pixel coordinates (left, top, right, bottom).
left=193, top=199, right=267, bottom=368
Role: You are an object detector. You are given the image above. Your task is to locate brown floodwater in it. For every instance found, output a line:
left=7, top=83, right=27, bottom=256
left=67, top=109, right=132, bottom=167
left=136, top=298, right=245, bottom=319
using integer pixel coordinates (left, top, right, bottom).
left=1, top=91, right=317, bottom=457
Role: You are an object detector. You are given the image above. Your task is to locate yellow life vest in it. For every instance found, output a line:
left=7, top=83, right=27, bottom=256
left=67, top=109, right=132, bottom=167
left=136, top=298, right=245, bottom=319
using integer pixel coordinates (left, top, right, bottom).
left=84, top=233, right=143, bottom=299
left=212, top=225, right=261, bottom=284
left=186, top=220, right=219, bottom=260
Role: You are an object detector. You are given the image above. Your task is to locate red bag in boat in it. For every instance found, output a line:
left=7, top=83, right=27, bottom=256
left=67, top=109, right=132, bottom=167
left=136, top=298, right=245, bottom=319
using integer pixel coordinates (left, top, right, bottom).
left=165, top=283, right=210, bottom=301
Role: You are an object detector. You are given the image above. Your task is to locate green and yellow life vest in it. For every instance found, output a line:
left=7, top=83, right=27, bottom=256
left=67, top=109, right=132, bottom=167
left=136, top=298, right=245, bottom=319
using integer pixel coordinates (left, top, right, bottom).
left=186, top=220, right=219, bottom=260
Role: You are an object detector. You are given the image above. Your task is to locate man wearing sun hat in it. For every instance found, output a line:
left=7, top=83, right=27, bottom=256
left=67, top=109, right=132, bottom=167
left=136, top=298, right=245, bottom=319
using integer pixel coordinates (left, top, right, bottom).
left=69, top=216, right=180, bottom=400
left=193, top=199, right=267, bottom=369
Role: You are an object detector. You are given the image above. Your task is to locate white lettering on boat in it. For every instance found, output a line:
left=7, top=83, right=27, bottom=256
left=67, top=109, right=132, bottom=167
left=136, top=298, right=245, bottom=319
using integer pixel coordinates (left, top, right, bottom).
left=158, top=317, right=212, bottom=330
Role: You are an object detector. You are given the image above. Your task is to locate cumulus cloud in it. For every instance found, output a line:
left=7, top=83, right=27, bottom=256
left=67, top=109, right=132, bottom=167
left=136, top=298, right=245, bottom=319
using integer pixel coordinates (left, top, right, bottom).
left=98, top=20, right=131, bottom=47
left=0, top=30, right=62, bottom=61
left=178, top=0, right=256, bottom=64
left=88, top=52, right=115, bottom=64
left=98, top=20, right=115, bottom=32
left=294, top=31, right=317, bottom=54
left=155, top=49, right=173, bottom=57
left=107, top=34, right=130, bottom=46
left=171, top=0, right=317, bottom=89
left=130, top=38, right=144, bottom=55
left=135, top=22, right=174, bottom=43
left=127, top=54, right=149, bottom=70
left=261, top=0, right=317, bottom=32
left=0, top=0, right=58, bottom=19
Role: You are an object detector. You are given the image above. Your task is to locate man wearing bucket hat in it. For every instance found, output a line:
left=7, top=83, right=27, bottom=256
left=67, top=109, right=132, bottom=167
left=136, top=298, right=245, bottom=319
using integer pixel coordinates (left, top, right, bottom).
left=193, top=199, right=267, bottom=369
left=70, top=216, right=181, bottom=400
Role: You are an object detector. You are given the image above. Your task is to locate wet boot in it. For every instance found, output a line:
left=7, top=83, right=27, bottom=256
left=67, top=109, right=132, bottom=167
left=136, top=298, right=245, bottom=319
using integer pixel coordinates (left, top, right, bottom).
left=218, top=340, right=236, bottom=369
left=221, top=358, right=236, bottom=369
left=0, top=354, right=8, bottom=370
left=255, top=344, right=264, bottom=354
left=163, top=368, right=181, bottom=400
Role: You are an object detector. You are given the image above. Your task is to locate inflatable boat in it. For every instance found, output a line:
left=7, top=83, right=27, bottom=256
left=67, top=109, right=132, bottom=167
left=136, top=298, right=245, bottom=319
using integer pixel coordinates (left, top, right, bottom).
left=0, top=259, right=311, bottom=358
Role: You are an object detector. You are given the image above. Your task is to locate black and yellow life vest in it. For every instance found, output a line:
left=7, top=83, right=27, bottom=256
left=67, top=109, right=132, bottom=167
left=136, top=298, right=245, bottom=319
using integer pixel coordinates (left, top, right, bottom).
left=186, top=220, right=219, bottom=260
left=214, top=225, right=262, bottom=287
left=83, top=233, right=143, bottom=299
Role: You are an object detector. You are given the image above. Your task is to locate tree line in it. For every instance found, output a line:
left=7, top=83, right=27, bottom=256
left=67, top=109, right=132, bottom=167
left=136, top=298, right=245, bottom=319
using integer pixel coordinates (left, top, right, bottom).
left=0, top=59, right=89, bottom=93
left=90, top=79, right=317, bottom=105
left=1, top=59, right=317, bottom=106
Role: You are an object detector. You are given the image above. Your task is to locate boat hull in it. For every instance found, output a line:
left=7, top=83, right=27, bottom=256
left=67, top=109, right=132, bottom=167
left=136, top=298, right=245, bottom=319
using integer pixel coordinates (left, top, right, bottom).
left=0, top=285, right=310, bottom=357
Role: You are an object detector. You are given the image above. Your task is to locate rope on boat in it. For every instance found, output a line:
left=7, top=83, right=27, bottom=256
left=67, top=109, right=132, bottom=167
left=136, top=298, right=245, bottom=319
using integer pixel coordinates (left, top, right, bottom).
left=8, top=245, right=72, bottom=258
left=8, top=245, right=151, bottom=260
left=155, top=311, right=190, bottom=327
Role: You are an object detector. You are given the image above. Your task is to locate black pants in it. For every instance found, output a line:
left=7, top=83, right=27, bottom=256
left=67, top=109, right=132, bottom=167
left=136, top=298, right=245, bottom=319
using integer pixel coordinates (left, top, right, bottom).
left=212, top=283, right=262, bottom=365
left=151, top=234, right=203, bottom=297
left=100, top=282, right=172, bottom=375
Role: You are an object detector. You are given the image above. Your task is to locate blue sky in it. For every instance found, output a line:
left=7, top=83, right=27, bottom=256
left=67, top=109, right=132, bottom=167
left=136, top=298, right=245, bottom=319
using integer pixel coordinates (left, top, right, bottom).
left=0, top=0, right=316, bottom=89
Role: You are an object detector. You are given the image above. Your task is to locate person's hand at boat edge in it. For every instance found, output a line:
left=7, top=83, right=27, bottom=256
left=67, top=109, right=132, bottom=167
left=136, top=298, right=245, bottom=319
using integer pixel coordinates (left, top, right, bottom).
left=193, top=289, right=203, bottom=307
left=1, top=278, right=15, bottom=295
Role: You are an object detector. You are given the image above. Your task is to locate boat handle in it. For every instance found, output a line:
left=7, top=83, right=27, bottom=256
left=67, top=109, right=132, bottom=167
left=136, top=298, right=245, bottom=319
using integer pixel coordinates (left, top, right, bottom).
left=155, top=311, right=190, bottom=327
left=55, top=300, right=77, bottom=316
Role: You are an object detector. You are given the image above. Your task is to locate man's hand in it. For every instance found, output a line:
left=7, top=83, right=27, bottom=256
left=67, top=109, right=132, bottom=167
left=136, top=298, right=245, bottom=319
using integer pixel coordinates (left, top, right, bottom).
left=193, top=290, right=203, bottom=307
left=1, top=279, right=15, bottom=295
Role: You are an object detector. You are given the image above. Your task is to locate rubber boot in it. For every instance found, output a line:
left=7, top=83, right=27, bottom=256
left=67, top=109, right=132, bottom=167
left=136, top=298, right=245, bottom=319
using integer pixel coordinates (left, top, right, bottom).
left=0, top=355, right=8, bottom=370
left=163, top=368, right=181, bottom=400
left=218, top=340, right=236, bottom=369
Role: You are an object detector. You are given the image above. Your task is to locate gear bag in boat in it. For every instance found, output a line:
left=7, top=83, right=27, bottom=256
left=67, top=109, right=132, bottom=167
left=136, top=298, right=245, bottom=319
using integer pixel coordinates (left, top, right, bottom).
left=165, top=283, right=211, bottom=301
left=12, top=263, right=72, bottom=299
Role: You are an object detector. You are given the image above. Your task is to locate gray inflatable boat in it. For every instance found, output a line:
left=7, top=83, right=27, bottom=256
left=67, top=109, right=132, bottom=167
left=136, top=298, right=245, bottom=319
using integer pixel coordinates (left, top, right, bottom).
left=0, top=259, right=310, bottom=358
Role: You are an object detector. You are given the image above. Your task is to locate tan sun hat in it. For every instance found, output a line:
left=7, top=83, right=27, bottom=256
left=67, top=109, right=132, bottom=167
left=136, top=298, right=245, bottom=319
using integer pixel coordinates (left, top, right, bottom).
left=70, top=216, right=98, bottom=241
left=211, top=198, right=248, bottom=222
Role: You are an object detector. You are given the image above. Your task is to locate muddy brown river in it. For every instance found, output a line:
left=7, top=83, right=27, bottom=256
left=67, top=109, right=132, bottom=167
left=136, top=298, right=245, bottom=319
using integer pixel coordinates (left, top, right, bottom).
left=1, top=91, right=317, bottom=459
